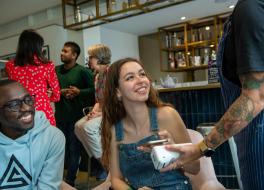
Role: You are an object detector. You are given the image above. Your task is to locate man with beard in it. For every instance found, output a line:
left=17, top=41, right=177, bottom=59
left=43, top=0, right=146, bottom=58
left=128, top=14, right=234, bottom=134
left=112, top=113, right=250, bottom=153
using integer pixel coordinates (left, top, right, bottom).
left=0, top=79, right=65, bottom=190
left=55, top=41, right=95, bottom=187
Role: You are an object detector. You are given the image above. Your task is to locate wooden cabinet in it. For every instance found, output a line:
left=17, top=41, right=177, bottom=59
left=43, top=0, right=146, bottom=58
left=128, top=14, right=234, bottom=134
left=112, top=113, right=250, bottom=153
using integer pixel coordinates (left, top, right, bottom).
left=158, top=12, right=230, bottom=78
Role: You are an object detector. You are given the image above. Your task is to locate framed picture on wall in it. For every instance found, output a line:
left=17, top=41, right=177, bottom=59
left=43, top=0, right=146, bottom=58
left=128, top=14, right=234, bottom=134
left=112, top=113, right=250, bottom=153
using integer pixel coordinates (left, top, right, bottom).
left=0, top=52, right=16, bottom=62
left=0, top=53, right=15, bottom=80
left=0, top=61, right=8, bottom=80
left=42, top=45, right=50, bottom=60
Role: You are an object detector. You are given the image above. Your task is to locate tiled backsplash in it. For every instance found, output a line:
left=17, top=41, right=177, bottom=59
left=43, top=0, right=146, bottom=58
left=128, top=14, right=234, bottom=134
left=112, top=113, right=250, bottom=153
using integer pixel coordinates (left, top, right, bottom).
left=159, top=88, right=224, bottom=129
left=159, top=88, right=239, bottom=189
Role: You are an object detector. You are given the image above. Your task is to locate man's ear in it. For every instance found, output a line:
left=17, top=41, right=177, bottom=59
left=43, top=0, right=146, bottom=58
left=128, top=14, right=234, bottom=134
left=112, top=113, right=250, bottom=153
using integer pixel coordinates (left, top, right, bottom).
left=73, top=52, right=78, bottom=61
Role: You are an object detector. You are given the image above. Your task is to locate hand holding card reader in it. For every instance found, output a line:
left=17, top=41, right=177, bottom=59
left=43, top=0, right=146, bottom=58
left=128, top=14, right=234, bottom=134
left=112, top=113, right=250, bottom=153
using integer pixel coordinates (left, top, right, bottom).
left=150, top=143, right=192, bottom=170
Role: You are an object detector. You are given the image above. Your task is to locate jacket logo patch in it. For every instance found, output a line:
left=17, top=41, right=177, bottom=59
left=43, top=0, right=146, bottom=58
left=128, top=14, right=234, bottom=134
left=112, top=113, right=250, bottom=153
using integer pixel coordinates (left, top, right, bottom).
left=0, top=155, right=32, bottom=189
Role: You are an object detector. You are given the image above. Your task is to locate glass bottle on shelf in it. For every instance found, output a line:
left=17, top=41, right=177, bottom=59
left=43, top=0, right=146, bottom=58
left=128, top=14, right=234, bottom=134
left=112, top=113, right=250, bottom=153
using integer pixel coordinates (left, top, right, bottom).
left=205, top=26, right=212, bottom=40
left=203, top=48, right=210, bottom=65
left=122, top=1, right=128, bottom=9
left=198, top=28, right=203, bottom=41
left=165, top=33, right=172, bottom=48
left=110, top=0, right=117, bottom=12
left=172, top=32, right=177, bottom=47
left=165, top=34, right=169, bottom=48
left=211, top=50, right=216, bottom=61
left=191, top=31, right=196, bottom=42
left=74, top=6, right=82, bottom=23
left=176, top=52, right=186, bottom=67
left=168, top=52, right=175, bottom=69
left=177, top=36, right=183, bottom=45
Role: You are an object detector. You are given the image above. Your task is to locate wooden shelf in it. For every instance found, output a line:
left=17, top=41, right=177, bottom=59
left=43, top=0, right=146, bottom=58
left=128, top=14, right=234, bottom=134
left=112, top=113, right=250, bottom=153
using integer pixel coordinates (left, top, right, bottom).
left=158, top=12, right=230, bottom=76
left=161, top=45, right=185, bottom=52
left=161, top=64, right=208, bottom=72
left=63, top=0, right=192, bottom=30
left=161, top=40, right=217, bottom=52
left=187, top=40, right=217, bottom=48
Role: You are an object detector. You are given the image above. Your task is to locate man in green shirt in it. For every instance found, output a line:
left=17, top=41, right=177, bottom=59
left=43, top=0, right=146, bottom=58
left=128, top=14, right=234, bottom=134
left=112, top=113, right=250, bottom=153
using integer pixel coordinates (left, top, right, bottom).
left=55, top=41, right=95, bottom=187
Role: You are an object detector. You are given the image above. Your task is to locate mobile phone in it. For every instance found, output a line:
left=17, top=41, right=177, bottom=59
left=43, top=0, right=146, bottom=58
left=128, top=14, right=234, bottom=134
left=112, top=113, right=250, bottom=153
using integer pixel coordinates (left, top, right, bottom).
left=141, top=139, right=169, bottom=147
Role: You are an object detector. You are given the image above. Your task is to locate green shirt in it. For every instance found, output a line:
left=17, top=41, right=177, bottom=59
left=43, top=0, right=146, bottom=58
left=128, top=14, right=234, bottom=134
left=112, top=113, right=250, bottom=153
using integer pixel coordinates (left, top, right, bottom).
left=55, top=63, right=95, bottom=122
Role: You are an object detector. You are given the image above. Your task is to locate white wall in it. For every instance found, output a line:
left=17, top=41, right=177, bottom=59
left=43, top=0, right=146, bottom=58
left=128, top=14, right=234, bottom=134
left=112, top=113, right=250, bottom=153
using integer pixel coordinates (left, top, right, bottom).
left=101, top=27, right=139, bottom=62
left=83, top=26, right=102, bottom=57
left=0, top=36, right=18, bottom=56
left=82, top=26, right=139, bottom=63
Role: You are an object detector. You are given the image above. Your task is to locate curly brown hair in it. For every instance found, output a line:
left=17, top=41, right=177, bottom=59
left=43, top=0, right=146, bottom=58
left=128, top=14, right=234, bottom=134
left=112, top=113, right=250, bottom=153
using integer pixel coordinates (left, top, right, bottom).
left=101, top=57, right=169, bottom=168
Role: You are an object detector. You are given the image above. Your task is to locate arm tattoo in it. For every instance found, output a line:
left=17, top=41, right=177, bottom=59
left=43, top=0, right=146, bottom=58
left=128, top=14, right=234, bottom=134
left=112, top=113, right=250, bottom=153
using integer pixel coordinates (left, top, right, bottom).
left=205, top=73, right=264, bottom=148
left=206, top=94, right=255, bottom=148
left=241, top=73, right=264, bottom=90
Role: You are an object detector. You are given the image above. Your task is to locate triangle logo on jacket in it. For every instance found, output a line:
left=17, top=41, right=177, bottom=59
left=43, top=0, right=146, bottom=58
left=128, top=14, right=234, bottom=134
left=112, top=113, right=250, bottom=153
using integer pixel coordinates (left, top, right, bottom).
left=0, top=154, right=32, bottom=189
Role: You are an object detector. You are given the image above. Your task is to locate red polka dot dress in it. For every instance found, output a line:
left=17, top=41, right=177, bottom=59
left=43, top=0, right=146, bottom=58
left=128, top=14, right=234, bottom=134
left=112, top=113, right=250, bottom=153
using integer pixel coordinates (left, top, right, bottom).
left=5, top=57, right=60, bottom=126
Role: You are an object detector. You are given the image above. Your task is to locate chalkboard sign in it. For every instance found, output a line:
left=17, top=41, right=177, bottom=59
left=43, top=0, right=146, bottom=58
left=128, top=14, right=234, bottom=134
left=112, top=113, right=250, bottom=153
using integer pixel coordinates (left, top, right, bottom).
left=208, top=60, right=219, bottom=83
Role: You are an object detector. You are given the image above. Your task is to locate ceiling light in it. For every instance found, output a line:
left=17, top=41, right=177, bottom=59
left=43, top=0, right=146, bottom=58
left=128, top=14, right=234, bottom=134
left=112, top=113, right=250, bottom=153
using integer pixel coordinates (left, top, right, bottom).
left=205, top=26, right=210, bottom=30
left=181, top=16, right=186, bottom=20
left=228, top=5, right=235, bottom=9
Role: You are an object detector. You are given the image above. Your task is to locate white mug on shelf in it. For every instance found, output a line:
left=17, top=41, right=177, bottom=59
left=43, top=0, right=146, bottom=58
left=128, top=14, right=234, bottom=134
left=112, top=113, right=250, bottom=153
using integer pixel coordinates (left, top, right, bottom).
left=194, top=56, right=201, bottom=66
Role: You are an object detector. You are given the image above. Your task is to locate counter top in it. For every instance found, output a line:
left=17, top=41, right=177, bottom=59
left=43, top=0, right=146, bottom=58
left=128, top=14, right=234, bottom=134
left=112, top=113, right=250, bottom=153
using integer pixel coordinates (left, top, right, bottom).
left=157, top=83, right=220, bottom=92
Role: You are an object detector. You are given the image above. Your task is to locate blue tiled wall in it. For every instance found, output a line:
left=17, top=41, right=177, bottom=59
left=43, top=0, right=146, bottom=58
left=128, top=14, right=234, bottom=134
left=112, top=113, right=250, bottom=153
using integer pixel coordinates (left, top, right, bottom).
left=159, top=88, right=239, bottom=189
left=159, top=88, right=225, bottom=130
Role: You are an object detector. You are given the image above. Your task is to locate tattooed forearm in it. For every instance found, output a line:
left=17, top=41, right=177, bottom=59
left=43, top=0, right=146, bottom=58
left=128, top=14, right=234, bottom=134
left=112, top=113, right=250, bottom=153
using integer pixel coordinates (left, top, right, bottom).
left=228, top=95, right=255, bottom=122
left=205, top=94, right=255, bottom=148
left=241, top=73, right=264, bottom=90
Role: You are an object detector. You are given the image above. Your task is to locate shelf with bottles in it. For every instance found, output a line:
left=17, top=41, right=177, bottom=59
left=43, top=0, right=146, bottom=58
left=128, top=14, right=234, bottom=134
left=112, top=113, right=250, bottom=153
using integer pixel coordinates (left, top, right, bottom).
left=159, top=24, right=187, bottom=71
left=158, top=12, right=230, bottom=73
left=187, top=46, right=217, bottom=67
left=187, top=17, right=217, bottom=44
left=186, top=17, right=218, bottom=67
left=167, top=51, right=187, bottom=69
left=159, top=24, right=186, bottom=50
left=160, top=49, right=215, bottom=72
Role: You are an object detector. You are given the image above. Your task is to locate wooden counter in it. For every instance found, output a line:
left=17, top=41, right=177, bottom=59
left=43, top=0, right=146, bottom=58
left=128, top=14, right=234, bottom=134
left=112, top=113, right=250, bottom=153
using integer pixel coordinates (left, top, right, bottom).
left=157, top=83, right=220, bottom=93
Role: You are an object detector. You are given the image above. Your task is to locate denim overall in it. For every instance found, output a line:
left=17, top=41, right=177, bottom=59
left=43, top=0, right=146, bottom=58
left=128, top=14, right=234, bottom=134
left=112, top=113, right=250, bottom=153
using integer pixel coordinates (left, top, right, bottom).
left=115, top=108, right=191, bottom=190
left=217, top=15, right=264, bottom=190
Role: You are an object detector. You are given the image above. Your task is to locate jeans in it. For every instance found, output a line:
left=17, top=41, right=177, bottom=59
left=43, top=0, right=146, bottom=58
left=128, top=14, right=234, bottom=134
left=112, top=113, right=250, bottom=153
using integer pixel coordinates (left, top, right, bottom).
left=57, top=120, right=81, bottom=186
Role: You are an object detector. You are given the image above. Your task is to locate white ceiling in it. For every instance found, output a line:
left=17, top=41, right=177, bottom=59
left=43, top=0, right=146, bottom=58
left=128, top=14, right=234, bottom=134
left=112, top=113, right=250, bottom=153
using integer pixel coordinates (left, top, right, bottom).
left=103, top=0, right=238, bottom=35
left=0, top=0, right=61, bottom=25
left=0, top=0, right=238, bottom=36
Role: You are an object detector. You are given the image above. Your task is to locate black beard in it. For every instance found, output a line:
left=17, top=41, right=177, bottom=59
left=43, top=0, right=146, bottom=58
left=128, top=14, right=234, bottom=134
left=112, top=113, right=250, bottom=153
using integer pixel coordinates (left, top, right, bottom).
left=61, top=59, right=70, bottom=64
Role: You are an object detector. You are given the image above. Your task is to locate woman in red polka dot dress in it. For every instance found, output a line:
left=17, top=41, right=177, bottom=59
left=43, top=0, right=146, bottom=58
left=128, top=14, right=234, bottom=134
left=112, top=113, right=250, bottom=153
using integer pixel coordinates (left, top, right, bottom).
left=5, top=29, right=60, bottom=126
